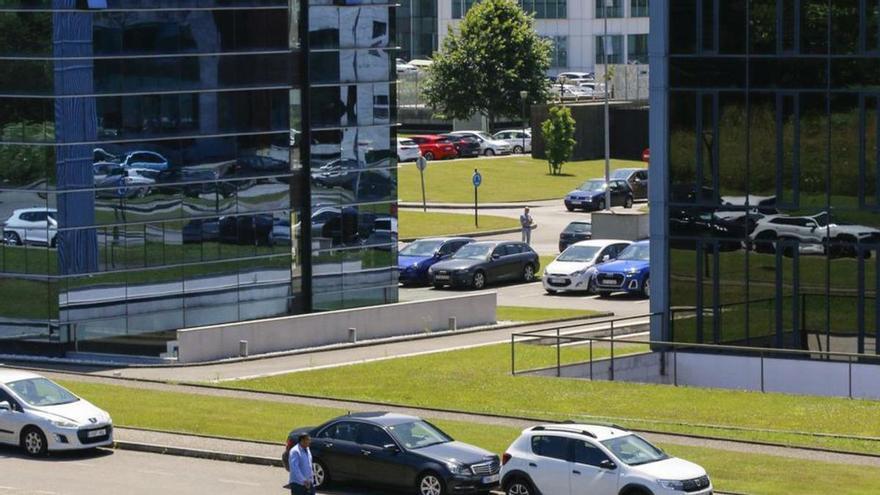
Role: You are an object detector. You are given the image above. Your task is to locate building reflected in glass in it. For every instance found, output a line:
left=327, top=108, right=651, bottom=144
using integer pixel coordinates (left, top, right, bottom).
left=0, top=0, right=397, bottom=357
left=655, top=1, right=880, bottom=357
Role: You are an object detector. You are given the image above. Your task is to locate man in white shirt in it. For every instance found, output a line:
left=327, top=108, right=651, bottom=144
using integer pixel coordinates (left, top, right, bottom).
left=288, top=433, right=315, bottom=495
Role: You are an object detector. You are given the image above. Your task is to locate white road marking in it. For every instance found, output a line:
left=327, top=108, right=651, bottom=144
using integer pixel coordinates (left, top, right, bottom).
left=217, top=479, right=261, bottom=487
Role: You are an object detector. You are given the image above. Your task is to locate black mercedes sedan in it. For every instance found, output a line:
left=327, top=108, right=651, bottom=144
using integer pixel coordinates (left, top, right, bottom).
left=284, top=412, right=500, bottom=495
left=428, top=241, right=539, bottom=290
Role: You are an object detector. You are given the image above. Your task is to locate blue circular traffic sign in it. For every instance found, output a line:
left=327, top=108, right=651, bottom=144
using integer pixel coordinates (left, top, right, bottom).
left=472, top=171, right=482, bottom=188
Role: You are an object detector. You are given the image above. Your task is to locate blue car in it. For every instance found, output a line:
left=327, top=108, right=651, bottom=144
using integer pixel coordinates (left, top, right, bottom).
left=592, top=240, right=650, bottom=297
left=564, top=178, right=634, bottom=211
left=398, top=237, right=474, bottom=285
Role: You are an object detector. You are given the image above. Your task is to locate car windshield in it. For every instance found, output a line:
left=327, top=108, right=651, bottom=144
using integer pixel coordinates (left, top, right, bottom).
left=475, top=132, right=494, bottom=141
left=557, top=245, right=602, bottom=262
left=7, top=378, right=79, bottom=407
left=610, top=169, right=633, bottom=179
left=600, top=435, right=668, bottom=466
left=617, top=243, right=650, bottom=261
left=579, top=180, right=606, bottom=192
left=452, top=243, right=493, bottom=260
left=401, top=240, right=445, bottom=257
left=564, top=222, right=592, bottom=234
left=388, top=421, right=452, bottom=449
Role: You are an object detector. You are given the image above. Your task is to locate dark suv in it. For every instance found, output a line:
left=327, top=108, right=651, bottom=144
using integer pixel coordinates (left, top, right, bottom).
left=284, top=412, right=500, bottom=495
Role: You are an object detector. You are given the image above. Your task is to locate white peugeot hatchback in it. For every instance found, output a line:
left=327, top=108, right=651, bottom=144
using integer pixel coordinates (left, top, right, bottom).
left=0, top=369, right=113, bottom=456
left=501, top=424, right=712, bottom=495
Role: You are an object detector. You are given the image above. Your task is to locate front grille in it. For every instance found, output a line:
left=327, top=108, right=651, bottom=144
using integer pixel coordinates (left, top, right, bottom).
left=597, top=273, right=625, bottom=287
left=546, top=276, right=571, bottom=287
left=77, top=425, right=112, bottom=445
left=682, top=475, right=711, bottom=492
left=470, top=459, right=500, bottom=476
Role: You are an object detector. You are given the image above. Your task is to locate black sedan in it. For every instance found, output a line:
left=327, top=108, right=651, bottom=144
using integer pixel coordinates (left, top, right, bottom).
left=428, top=241, right=539, bottom=290
left=284, top=412, right=500, bottom=495
left=441, top=134, right=481, bottom=158
left=558, top=220, right=592, bottom=252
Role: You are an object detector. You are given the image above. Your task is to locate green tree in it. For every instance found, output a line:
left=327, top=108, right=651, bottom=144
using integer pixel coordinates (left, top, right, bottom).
left=422, top=0, right=550, bottom=128
left=541, top=105, right=576, bottom=176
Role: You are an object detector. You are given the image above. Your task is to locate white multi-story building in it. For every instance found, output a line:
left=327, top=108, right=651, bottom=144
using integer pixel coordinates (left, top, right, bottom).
left=439, top=0, right=649, bottom=75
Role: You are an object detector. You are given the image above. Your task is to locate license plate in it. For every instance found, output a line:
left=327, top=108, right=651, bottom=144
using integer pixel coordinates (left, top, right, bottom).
left=87, top=429, right=106, bottom=438
left=482, top=474, right=500, bottom=484
left=549, top=278, right=563, bottom=284
left=435, top=274, right=450, bottom=280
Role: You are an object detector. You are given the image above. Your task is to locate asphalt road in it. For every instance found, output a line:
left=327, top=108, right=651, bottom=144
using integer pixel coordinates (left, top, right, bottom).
left=0, top=447, right=384, bottom=495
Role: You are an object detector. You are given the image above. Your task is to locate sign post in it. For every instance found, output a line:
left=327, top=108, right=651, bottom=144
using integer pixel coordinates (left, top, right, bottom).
left=472, top=169, right=482, bottom=227
left=416, top=156, right=428, bottom=212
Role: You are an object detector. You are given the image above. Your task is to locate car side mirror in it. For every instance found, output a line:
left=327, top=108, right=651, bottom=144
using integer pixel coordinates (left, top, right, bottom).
left=602, top=255, right=611, bottom=262
left=491, top=253, right=501, bottom=260
left=811, top=226, right=817, bottom=232
left=383, top=444, right=400, bottom=454
left=599, top=459, right=617, bottom=470
left=434, top=251, right=443, bottom=258
left=0, top=401, right=10, bottom=412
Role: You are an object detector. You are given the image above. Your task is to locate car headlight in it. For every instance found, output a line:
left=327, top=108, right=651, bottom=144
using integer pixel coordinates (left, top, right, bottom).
left=657, top=479, right=686, bottom=491
left=49, top=418, right=78, bottom=428
left=454, top=269, right=470, bottom=274
left=447, top=462, right=471, bottom=475
left=627, top=267, right=640, bottom=274
left=572, top=269, right=587, bottom=277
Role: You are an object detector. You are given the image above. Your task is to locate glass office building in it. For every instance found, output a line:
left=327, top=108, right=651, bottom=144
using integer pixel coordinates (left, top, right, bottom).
left=0, top=0, right=397, bottom=358
left=397, top=0, right=437, bottom=60
left=653, top=1, right=880, bottom=357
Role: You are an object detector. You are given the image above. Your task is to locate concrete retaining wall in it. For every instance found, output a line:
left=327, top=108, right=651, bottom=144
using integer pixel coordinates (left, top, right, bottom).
left=592, top=210, right=649, bottom=241
left=175, top=292, right=497, bottom=363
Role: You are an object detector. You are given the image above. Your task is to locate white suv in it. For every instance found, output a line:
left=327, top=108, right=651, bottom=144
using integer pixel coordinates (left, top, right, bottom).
left=501, top=424, right=712, bottom=495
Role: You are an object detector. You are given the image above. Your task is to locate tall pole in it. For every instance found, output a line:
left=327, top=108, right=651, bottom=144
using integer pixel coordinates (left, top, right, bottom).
left=604, top=0, right=611, bottom=211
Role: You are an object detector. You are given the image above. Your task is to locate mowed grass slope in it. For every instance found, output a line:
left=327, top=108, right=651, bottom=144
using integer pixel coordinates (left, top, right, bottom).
left=400, top=157, right=644, bottom=203
left=398, top=210, right=519, bottom=239
left=229, top=344, right=880, bottom=454
left=62, top=380, right=880, bottom=495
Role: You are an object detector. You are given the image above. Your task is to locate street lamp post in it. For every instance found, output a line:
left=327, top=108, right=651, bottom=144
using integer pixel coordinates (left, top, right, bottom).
left=519, top=90, right=529, bottom=154
left=603, top=0, right=611, bottom=211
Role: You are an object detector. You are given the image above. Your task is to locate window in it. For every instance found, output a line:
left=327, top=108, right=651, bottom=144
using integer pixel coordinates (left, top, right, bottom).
left=573, top=440, right=611, bottom=467
left=360, top=424, right=394, bottom=447
left=596, top=0, right=623, bottom=18
left=630, top=0, right=648, bottom=17
left=549, top=36, right=568, bottom=68
left=453, top=0, right=566, bottom=19
left=319, top=421, right=360, bottom=442
left=627, top=34, right=648, bottom=64
left=531, top=435, right=571, bottom=460
left=596, top=35, right=624, bottom=64
left=504, top=244, right=524, bottom=255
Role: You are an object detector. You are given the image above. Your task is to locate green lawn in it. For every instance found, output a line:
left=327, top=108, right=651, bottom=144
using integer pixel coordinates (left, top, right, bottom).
left=399, top=210, right=519, bottom=239
left=496, top=306, right=602, bottom=322
left=400, top=157, right=644, bottom=203
left=62, top=380, right=880, bottom=495
left=228, top=343, right=880, bottom=455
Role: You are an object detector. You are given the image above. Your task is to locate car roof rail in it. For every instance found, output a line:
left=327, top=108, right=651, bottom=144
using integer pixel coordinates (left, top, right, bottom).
left=531, top=425, right=597, bottom=439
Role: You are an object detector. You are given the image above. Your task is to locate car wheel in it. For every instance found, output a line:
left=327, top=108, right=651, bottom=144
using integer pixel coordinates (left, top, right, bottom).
left=565, top=204, right=575, bottom=212
left=642, top=277, right=650, bottom=298
left=418, top=472, right=446, bottom=495
left=433, top=283, right=445, bottom=290
left=513, top=145, right=523, bottom=154
left=424, top=151, right=435, bottom=161
left=624, top=196, right=634, bottom=208
left=484, top=148, right=495, bottom=156
left=546, top=288, right=557, bottom=295
left=597, top=291, right=611, bottom=298
left=312, top=458, right=330, bottom=488
left=5, top=232, right=21, bottom=246
left=21, top=426, right=48, bottom=457
left=522, top=264, right=536, bottom=282
left=472, top=271, right=486, bottom=290
left=506, top=478, right=534, bottom=495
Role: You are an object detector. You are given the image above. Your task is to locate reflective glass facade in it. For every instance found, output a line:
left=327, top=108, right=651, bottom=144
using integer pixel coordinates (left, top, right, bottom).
left=656, top=1, right=880, bottom=357
left=0, top=0, right=397, bottom=357
left=397, top=0, right=437, bottom=60
left=452, top=0, right=567, bottom=20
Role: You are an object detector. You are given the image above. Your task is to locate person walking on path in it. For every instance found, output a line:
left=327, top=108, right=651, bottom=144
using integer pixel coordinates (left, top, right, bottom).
left=520, top=206, right=535, bottom=245
left=287, top=433, right=316, bottom=495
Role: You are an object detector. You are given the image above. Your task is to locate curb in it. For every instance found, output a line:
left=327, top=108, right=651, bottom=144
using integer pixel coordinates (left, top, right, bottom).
left=399, top=226, right=521, bottom=242
left=0, top=312, right=614, bottom=369
left=114, top=440, right=281, bottom=468
left=399, top=202, right=551, bottom=210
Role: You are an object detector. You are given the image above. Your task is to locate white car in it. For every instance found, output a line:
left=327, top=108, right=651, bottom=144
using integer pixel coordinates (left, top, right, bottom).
left=2, top=208, right=58, bottom=247
left=557, top=71, right=595, bottom=84
left=493, top=129, right=532, bottom=154
left=448, top=130, right=512, bottom=156
left=501, top=424, right=712, bottom=495
left=396, top=58, right=418, bottom=74
left=121, top=151, right=169, bottom=171
left=0, top=369, right=113, bottom=456
left=543, top=240, right=631, bottom=294
left=750, top=211, right=880, bottom=255
left=396, top=137, right=422, bottom=162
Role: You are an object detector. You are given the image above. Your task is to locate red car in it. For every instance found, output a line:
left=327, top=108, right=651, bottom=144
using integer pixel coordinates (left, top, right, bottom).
left=408, top=135, right=458, bottom=160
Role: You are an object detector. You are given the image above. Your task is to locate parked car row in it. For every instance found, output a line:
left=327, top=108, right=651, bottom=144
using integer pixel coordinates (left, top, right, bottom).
left=543, top=239, right=650, bottom=298
left=283, top=412, right=713, bottom=495
left=397, top=129, right=531, bottom=163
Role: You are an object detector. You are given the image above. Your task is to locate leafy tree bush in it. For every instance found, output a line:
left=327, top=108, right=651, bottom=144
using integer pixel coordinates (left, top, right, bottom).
left=541, top=105, right=575, bottom=175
